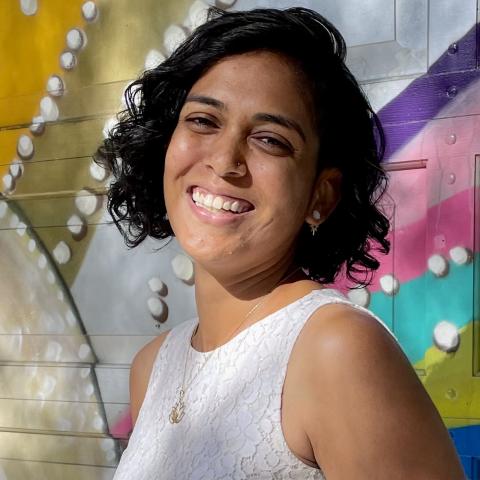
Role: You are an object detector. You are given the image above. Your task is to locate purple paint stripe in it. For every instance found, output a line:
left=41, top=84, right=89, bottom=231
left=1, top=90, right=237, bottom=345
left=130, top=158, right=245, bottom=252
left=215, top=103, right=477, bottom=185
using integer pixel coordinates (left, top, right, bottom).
left=377, top=24, right=479, bottom=162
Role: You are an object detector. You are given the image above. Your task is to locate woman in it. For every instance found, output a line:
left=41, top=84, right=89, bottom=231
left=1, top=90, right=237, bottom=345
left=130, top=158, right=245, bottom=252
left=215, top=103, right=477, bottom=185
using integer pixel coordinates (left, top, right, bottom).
left=99, top=7, right=465, bottom=479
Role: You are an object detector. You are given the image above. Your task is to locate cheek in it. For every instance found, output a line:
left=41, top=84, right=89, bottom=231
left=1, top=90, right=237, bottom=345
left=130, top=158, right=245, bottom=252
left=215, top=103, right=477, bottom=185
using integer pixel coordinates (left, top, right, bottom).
left=253, top=162, right=311, bottom=217
left=164, top=129, right=199, bottom=177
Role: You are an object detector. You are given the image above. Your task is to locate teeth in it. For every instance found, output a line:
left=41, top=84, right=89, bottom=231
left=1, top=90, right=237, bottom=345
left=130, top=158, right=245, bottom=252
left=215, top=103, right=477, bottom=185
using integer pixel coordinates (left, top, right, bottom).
left=204, top=194, right=214, bottom=207
left=195, top=202, right=218, bottom=213
left=212, top=196, right=223, bottom=209
left=191, top=188, right=251, bottom=214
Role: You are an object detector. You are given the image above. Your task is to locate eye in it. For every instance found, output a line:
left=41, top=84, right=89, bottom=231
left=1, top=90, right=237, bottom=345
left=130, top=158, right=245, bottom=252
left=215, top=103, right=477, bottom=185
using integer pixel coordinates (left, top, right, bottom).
left=253, top=135, right=292, bottom=154
left=186, top=116, right=217, bottom=129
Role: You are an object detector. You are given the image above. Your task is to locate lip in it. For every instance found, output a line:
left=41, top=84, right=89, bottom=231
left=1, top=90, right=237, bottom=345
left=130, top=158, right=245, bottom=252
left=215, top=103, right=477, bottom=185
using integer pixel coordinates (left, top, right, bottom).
left=186, top=189, right=254, bottom=226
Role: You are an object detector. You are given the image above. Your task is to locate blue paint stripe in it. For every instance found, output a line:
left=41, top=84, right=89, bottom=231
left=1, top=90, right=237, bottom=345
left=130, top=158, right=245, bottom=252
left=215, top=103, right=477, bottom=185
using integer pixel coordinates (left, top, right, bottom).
left=449, top=425, right=480, bottom=457
left=368, top=254, right=477, bottom=364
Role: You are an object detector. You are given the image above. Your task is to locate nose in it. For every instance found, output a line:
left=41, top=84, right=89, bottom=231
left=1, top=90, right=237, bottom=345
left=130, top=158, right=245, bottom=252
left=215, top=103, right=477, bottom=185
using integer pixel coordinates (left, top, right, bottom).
left=204, top=133, right=247, bottom=178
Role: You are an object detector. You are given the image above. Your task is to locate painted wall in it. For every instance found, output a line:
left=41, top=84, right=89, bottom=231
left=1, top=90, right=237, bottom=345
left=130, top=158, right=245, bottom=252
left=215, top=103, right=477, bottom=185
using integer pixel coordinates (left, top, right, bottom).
left=0, top=0, right=478, bottom=478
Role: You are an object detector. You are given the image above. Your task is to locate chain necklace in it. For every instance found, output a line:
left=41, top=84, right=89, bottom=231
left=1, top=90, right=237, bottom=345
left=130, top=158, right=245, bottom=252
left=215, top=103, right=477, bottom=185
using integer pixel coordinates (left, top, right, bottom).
left=168, top=265, right=302, bottom=424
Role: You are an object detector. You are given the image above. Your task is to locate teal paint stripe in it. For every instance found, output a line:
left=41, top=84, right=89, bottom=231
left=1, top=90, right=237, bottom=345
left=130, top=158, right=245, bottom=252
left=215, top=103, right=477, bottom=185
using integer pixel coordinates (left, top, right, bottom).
left=368, top=254, right=477, bottom=364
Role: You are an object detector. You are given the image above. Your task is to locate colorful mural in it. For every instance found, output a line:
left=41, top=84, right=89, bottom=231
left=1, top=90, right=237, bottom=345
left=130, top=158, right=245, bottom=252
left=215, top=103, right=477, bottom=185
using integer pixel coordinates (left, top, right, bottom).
left=0, top=0, right=478, bottom=478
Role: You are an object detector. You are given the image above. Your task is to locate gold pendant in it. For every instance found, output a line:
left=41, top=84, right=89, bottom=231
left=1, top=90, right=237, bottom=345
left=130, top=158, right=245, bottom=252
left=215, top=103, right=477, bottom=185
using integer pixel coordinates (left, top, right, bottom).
left=169, top=389, right=186, bottom=424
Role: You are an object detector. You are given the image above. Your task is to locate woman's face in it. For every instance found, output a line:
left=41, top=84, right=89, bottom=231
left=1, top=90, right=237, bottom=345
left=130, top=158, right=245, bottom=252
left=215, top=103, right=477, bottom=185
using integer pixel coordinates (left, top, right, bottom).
left=164, top=50, right=320, bottom=276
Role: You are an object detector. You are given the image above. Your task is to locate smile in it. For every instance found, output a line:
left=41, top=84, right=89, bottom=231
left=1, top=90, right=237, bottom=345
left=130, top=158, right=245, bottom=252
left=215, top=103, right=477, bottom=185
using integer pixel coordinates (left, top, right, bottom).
left=189, top=186, right=254, bottom=214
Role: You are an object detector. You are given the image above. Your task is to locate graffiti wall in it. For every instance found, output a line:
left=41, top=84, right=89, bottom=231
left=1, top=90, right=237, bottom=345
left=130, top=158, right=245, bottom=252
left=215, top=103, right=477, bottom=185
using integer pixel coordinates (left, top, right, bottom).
left=0, top=0, right=478, bottom=478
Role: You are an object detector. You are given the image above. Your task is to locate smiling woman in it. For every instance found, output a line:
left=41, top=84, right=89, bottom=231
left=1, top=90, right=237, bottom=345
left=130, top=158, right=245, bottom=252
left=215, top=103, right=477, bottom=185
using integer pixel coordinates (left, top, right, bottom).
left=96, top=6, right=465, bottom=480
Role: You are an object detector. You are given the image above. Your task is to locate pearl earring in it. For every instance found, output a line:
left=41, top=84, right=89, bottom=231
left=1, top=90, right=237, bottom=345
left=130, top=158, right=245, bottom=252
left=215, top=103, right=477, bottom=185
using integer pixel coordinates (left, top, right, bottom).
left=309, top=209, right=321, bottom=236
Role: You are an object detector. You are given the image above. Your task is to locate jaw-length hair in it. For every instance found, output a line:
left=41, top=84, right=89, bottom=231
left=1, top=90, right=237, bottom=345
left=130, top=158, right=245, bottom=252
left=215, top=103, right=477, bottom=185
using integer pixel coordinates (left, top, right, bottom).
left=96, top=6, right=390, bottom=287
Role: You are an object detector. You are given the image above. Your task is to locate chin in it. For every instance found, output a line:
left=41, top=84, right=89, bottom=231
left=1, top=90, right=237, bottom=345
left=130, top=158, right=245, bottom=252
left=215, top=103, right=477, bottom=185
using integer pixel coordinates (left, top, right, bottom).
left=177, top=229, right=245, bottom=268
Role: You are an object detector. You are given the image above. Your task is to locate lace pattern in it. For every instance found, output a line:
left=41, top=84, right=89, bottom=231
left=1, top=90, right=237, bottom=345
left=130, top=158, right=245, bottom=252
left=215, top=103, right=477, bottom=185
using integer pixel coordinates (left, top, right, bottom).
left=113, top=288, right=398, bottom=479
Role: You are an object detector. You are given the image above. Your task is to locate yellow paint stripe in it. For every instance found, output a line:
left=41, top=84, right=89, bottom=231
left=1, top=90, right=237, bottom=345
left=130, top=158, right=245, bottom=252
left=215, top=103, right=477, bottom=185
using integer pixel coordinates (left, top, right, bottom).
left=0, top=0, right=85, bottom=178
left=416, top=321, right=480, bottom=427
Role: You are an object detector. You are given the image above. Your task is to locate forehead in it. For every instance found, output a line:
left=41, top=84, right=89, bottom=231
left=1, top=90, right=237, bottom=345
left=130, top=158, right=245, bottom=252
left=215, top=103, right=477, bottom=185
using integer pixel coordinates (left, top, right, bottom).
left=187, top=51, right=315, bottom=124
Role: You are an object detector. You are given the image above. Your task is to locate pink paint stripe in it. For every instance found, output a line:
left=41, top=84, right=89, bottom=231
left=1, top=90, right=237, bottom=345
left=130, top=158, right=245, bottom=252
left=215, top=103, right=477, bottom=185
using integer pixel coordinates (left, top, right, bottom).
left=110, top=408, right=132, bottom=438
left=334, top=187, right=476, bottom=292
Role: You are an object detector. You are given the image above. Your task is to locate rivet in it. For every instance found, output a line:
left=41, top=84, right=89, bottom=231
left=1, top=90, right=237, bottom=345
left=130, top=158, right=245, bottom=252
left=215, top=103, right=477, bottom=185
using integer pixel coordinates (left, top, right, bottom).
left=163, top=24, right=188, bottom=56
left=30, top=115, right=45, bottom=135
left=46, top=75, right=64, bottom=96
left=28, top=239, right=36, bottom=252
left=17, top=134, right=34, bottom=159
left=46, top=270, right=56, bottom=284
left=75, top=189, right=101, bottom=216
left=0, top=200, right=8, bottom=218
left=144, top=49, right=165, bottom=70
left=449, top=246, right=472, bottom=265
left=379, top=274, right=399, bottom=296
left=147, top=297, right=166, bottom=318
left=20, top=0, right=38, bottom=16
left=216, top=0, right=237, bottom=7
left=67, top=214, right=86, bottom=237
left=433, top=320, right=460, bottom=352
left=187, top=0, right=210, bottom=31
left=446, top=173, right=456, bottom=184
left=60, top=51, right=77, bottom=70
left=37, top=254, right=47, bottom=269
left=82, top=1, right=98, bottom=22
left=445, top=133, right=456, bottom=145
left=9, top=214, right=19, bottom=229
left=427, top=254, right=449, bottom=277
left=89, top=161, right=107, bottom=182
left=102, top=117, right=118, bottom=139
left=347, top=287, right=370, bottom=307
left=10, top=159, right=24, bottom=179
left=445, top=388, right=458, bottom=400
left=2, top=174, right=14, bottom=192
left=148, top=277, right=168, bottom=296
left=16, top=222, right=27, bottom=236
left=40, top=96, right=59, bottom=121
left=66, top=28, right=86, bottom=51
left=446, top=86, right=458, bottom=98
left=171, top=254, right=195, bottom=284
left=447, top=43, right=458, bottom=55
left=53, top=241, right=72, bottom=264
left=78, top=343, right=92, bottom=360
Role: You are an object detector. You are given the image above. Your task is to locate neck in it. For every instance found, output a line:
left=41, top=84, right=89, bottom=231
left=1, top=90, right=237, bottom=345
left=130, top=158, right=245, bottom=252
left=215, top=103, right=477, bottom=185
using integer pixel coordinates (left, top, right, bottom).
left=191, top=260, right=314, bottom=352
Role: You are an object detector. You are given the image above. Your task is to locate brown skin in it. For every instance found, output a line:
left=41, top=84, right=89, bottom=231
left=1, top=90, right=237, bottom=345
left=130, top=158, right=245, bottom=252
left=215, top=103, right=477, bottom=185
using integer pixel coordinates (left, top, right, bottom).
left=130, top=51, right=465, bottom=478
left=162, top=50, right=340, bottom=350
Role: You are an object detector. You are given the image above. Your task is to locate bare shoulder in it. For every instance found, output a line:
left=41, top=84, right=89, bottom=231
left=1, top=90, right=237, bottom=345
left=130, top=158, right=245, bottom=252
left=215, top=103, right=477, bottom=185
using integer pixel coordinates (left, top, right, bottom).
left=129, top=329, right=171, bottom=427
left=298, top=303, right=465, bottom=479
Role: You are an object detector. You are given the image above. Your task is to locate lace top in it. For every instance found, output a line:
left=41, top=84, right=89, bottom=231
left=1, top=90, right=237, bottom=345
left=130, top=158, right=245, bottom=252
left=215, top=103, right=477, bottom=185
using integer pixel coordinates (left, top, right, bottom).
left=113, top=288, right=398, bottom=479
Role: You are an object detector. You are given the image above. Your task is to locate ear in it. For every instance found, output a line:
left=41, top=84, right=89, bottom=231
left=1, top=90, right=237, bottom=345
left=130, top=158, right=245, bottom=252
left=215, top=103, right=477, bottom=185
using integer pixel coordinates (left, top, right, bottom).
left=305, top=167, right=342, bottom=226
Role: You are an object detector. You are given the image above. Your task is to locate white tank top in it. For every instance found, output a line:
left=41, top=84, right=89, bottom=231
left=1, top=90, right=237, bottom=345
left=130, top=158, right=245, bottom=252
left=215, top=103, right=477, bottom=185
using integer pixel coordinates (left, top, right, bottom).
left=113, top=288, right=398, bottom=479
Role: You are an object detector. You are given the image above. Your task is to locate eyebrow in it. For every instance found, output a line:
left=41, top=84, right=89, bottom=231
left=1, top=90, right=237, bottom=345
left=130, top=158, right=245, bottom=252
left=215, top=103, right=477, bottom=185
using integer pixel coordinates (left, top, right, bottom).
left=184, top=94, right=306, bottom=142
left=185, top=95, right=226, bottom=110
left=252, top=113, right=306, bottom=142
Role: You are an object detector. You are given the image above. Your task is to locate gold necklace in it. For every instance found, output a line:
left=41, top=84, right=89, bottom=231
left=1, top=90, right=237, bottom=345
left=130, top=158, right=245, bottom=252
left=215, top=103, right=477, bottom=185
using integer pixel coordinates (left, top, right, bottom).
left=168, top=266, right=301, bottom=424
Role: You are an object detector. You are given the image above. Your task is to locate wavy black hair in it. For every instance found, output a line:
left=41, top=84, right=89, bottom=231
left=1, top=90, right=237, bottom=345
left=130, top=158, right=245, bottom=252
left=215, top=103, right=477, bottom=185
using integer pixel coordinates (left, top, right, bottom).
left=96, top=6, right=390, bottom=287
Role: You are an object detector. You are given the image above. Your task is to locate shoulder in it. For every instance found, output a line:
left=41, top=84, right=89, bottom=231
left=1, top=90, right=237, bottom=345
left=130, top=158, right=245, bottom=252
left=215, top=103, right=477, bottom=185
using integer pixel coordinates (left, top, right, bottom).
left=129, top=329, right=171, bottom=427
left=304, top=300, right=402, bottom=361
left=299, top=303, right=465, bottom=479
left=299, top=301, right=406, bottom=406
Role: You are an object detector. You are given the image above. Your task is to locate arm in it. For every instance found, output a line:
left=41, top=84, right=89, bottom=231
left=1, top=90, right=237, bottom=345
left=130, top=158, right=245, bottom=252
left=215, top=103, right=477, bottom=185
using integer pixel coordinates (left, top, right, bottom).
left=301, top=304, right=465, bottom=480
left=129, top=330, right=171, bottom=427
